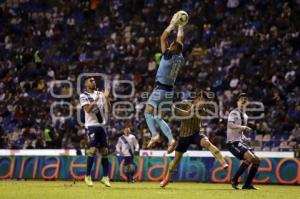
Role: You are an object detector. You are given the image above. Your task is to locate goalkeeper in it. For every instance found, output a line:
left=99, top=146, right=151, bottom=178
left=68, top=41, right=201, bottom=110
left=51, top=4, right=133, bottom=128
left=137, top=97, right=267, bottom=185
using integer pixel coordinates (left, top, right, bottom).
left=144, top=11, right=186, bottom=154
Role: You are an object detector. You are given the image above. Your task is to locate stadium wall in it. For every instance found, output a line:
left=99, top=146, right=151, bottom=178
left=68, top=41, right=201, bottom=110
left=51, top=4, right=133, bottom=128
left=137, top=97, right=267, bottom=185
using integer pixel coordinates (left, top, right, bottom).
left=0, top=153, right=299, bottom=184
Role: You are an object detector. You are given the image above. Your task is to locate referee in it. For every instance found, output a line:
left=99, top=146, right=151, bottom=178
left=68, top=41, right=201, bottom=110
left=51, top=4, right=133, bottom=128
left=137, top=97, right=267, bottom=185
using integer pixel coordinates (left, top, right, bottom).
left=79, top=77, right=111, bottom=187
left=226, top=93, right=260, bottom=190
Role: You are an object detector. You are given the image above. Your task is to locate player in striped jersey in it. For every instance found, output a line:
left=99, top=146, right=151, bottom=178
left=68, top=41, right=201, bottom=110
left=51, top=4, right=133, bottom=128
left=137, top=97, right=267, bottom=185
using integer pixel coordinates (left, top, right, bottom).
left=79, top=77, right=111, bottom=187
left=227, top=93, right=260, bottom=190
left=116, top=127, right=139, bottom=183
left=160, top=92, right=228, bottom=188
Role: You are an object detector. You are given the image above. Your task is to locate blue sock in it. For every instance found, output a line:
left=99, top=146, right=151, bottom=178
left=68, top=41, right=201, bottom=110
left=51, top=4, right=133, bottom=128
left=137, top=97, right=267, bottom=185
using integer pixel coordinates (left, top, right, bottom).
left=86, top=156, right=94, bottom=176
left=233, top=162, right=249, bottom=182
left=155, top=117, right=173, bottom=145
left=245, top=164, right=259, bottom=186
left=144, top=112, right=158, bottom=137
left=101, top=157, right=109, bottom=177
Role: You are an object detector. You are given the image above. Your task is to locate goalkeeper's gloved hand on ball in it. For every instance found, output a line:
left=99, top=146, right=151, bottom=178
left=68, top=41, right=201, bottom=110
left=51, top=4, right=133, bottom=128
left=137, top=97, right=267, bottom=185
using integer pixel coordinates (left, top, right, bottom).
left=170, top=12, right=180, bottom=25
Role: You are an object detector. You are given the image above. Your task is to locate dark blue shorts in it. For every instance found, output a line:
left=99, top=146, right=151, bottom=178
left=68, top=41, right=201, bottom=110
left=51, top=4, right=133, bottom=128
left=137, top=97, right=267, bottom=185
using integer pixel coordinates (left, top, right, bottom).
left=175, top=133, right=206, bottom=153
left=124, top=156, right=134, bottom=165
left=85, top=126, right=108, bottom=148
left=227, top=141, right=253, bottom=160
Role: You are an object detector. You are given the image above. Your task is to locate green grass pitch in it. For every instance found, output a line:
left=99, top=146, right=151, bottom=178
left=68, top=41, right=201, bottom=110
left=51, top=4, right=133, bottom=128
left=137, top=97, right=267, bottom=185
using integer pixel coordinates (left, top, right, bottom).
left=1, top=180, right=299, bottom=199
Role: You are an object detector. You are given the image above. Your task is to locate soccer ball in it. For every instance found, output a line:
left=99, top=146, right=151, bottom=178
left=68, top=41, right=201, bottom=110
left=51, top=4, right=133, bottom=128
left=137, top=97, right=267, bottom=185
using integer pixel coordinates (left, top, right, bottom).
left=177, top=11, right=189, bottom=26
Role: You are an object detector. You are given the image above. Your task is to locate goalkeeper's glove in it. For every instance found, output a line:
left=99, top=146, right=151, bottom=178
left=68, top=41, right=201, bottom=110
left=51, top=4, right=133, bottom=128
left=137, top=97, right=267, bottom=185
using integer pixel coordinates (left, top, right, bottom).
left=170, top=12, right=180, bottom=25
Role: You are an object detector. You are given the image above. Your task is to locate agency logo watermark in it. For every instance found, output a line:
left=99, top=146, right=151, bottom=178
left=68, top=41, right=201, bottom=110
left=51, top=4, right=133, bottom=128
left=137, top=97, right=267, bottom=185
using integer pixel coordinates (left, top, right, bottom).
left=50, top=73, right=265, bottom=125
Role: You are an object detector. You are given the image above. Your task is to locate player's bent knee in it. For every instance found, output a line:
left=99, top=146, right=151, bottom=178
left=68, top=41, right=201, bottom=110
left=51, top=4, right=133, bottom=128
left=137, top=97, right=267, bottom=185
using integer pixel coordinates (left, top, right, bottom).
left=244, top=151, right=255, bottom=163
left=87, top=147, right=97, bottom=156
left=144, top=104, right=154, bottom=114
left=200, top=138, right=210, bottom=148
left=249, top=156, right=256, bottom=164
left=99, top=148, right=108, bottom=156
left=254, top=156, right=260, bottom=165
left=174, top=152, right=183, bottom=162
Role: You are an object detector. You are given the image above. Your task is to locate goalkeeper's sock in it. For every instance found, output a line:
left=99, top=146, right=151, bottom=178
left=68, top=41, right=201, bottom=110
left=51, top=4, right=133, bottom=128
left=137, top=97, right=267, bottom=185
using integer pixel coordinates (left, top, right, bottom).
left=101, top=156, right=109, bottom=177
left=144, top=112, right=158, bottom=137
left=86, top=156, right=94, bottom=176
left=155, top=117, right=173, bottom=145
left=233, top=161, right=250, bottom=182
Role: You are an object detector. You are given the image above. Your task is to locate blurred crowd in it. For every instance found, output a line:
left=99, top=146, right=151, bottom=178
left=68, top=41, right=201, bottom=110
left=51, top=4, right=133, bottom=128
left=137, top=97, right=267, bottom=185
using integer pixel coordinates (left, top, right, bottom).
left=0, top=0, right=299, bottom=152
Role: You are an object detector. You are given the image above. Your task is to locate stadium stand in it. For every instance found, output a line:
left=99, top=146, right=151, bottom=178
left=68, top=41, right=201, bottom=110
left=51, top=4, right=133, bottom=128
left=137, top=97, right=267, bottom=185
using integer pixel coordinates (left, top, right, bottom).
left=0, top=0, right=299, bottom=152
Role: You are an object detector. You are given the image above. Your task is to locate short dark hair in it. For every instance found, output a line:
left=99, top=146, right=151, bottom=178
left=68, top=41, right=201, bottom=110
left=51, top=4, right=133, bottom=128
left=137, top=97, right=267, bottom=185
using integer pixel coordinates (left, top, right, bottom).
left=237, top=93, right=247, bottom=100
left=83, top=76, right=93, bottom=82
left=174, top=41, right=183, bottom=52
left=170, top=41, right=183, bottom=53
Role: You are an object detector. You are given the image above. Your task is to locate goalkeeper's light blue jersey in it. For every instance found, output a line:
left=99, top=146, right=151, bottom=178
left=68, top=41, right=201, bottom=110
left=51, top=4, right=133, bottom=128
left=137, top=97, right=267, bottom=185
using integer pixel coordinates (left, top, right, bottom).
left=155, top=50, right=184, bottom=86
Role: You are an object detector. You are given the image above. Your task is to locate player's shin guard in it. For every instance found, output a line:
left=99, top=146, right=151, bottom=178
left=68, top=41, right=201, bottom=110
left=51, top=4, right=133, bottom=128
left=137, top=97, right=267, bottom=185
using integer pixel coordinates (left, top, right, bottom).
left=101, top=156, right=109, bottom=177
left=155, top=117, right=173, bottom=145
left=233, top=161, right=250, bottom=182
left=167, top=157, right=180, bottom=179
left=244, top=164, right=259, bottom=186
left=169, top=160, right=177, bottom=176
left=144, top=112, right=158, bottom=137
left=129, top=164, right=136, bottom=182
left=124, top=165, right=131, bottom=182
left=129, top=164, right=135, bottom=176
left=86, top=156, right=94, bottom=176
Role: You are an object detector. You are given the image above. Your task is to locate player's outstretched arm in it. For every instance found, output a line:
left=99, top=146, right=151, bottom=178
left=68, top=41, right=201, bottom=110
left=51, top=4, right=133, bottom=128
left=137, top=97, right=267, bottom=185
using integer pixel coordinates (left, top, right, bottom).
left=104, top=88, right=111, bottom=112
left=228, top=122, right=252, bottom=132
left=160, top=24, right=174, bottom=53
left=173, top=104, right=194, bottom=117
left=160, top=13, right=179, bottom=53
left=176, top=25, right=184, bottom=45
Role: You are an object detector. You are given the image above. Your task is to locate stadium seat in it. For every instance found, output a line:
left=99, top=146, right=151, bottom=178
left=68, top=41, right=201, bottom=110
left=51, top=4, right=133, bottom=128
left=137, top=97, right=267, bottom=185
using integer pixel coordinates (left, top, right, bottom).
left=252, top=140, right=261, bottom=147
left=255, top=135, right=263, bottom=148
left=280, top=148, right=292, bottom=152
left=263, top=134, right=271, bottom=142
left=263, top=147, right=271, bottom=151
left=281, top=134, right=290, bottom=141
left=271, top=147, right=279, bottom=152
left=279, top=141, right=292, bottom=151
left=279, top=141, right=288, bottom=148
left=255, top=134, right=263, bottom=142
left=272, top=134, right=282, bottom=141
left=255, top=146, right=262, bottom=151
left=263, top=141, right=272, bottom=148
left=289, top=141, right=297, bottom=148
left=288, top=135, right=295, bottom=141
left=272, top=140, right=281, bottom=147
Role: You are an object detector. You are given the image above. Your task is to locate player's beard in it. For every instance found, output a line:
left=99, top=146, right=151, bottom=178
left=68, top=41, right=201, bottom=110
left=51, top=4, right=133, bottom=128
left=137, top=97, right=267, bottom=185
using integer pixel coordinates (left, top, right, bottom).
left=92, top=84, right=97, bottom=90
left=88, top=85, right=96, bottom=91
left=240, top=102, right=248, bottom=111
